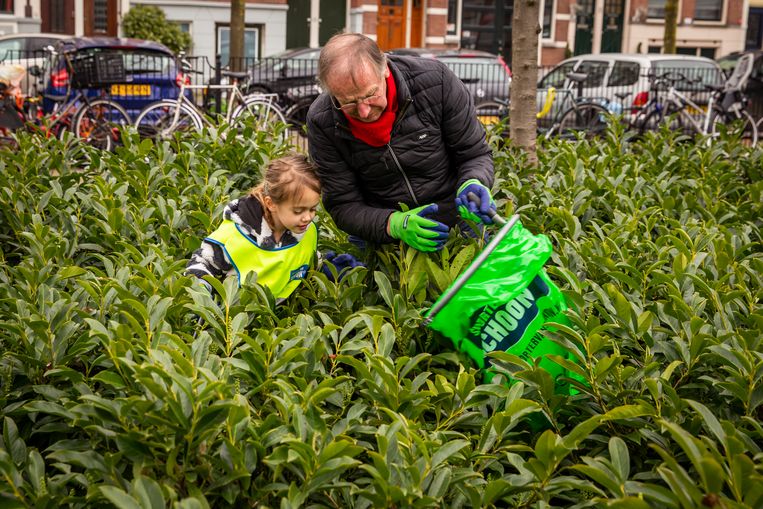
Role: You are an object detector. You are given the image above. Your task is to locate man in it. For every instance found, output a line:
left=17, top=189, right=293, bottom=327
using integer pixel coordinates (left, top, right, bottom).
left=306, top=33, right=496, bottom=252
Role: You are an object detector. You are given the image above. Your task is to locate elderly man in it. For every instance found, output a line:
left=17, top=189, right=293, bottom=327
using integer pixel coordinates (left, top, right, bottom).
left=306, top=33, right=496, bottom=252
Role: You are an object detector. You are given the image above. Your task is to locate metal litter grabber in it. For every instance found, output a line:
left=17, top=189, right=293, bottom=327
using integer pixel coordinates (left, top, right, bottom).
left=423, top=194, right=580, bottom=391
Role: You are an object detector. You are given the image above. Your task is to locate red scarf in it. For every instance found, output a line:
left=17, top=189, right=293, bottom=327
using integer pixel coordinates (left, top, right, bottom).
left=344, top=68, right=398, bottom=147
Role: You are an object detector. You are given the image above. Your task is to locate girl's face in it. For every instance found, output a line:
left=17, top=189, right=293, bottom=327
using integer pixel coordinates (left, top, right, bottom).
left=266, top=188, right=320, bottom=235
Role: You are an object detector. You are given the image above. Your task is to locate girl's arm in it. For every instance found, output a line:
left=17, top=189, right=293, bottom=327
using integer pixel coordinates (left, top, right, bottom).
left=186, top=240, right=234, bottom=283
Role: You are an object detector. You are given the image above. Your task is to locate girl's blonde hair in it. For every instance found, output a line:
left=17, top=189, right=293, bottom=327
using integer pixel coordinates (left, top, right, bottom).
left=250, top=153, right=321, bottom=207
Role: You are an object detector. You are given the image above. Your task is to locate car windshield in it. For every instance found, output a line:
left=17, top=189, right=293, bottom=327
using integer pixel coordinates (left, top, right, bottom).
left=437, top=57, right=509, bottom=83
left=120, top=51, right=173, bottom=74
left=653, top=59, right=722, bottom=87
left=66, top=48, right=173, bottom=74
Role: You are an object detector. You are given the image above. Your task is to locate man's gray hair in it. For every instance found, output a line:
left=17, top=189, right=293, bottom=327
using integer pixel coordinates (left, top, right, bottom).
left=317, top=33, right=387, bottom=93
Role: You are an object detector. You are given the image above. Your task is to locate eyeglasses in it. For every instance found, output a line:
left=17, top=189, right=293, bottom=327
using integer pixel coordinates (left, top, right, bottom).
left=331, top=87, right=384, bottom=112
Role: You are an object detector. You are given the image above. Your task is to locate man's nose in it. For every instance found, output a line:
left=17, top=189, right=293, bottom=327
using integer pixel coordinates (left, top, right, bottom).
left=356, top=102, right=372, bottom=118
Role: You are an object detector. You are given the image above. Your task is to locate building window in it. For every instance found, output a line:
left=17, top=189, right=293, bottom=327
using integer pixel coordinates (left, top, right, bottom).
left=217, top=25, right=260, bottom=66
left=647, top=0, right=665, bottom=18
left=694, top=0, right=723, bottom=21
left=50, top=0, right=65, bottom=32
left=542, top=0, right=554, bottom=38
left=676, top=46, right=717, bottom=58
left=176, top=22, right=191, bottom=36
left=447, top=0, right=461, bottom=37
left=93, top=0, right=109, bottom=33
left=0, top=0, right=13, bottom=13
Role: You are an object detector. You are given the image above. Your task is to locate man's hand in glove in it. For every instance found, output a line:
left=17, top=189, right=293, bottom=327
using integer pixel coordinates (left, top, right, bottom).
left=455, top=179, right=496, bottom=224
left=388, top=203, right=450, bottom=252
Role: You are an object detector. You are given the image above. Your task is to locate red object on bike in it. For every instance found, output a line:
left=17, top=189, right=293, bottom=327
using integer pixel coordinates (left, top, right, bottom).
left=631, top=91, right=648, bottom=114
left=175, top=72, right=190, bottom=88
left=51, top=68, right=69, bottom=88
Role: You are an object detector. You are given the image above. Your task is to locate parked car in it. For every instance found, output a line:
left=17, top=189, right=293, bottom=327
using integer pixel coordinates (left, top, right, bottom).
left=0, top=33, right=71, bottom=94
left=245, top=47, right=321, bottom=106
left=0, top=32, right=70, bottom=67
left=388, top=47, right=512, bottom=104
left=43, top=37, right=183, bottom=120
left=537, top=53, right=724, bottom=126
left=717, top=50, right=763, bottom=122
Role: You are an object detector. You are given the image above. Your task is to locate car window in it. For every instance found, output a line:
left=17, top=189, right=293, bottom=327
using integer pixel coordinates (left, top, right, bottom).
left=0, top=38, right=23, bottom=60
left=576, top=60, right=609, bottom=87
left=653, top=59, right=722, bottom=88
left=539, top=61, right=576, bottom=88
left=285, top=57, right=318, bottom=75
left=437, top=57, right=510, bottom=83
left=608, top=61, right=640, bottom=87
left=28, top=37, right=61, bottom=53
left=118, top=51, right=173, bottom=74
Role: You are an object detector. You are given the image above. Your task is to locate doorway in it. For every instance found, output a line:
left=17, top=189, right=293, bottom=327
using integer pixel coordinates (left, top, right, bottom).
left=376, top=0, right=424, bottom=51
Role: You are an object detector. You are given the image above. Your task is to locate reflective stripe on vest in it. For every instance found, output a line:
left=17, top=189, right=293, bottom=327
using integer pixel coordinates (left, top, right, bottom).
left=205, top=220, right=317, bottom=299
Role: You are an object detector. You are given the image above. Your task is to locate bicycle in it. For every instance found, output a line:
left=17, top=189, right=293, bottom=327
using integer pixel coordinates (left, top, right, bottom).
left=476, top=87, right=557, bottom=128
left=635, top=56, right=758, bottom=146
left=21, top=45, right=131, bottom=150
left=476, top=72, right=611, bottom=141
left=134, top=53, right=287, bottom=141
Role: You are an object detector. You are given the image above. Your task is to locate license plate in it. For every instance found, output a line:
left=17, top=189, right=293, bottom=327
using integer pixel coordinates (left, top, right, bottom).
left=110, top=84, right=151, bottom=96
left=686, top=105, right=707, bottom=116
left=478, top=115, right=500, bottom=126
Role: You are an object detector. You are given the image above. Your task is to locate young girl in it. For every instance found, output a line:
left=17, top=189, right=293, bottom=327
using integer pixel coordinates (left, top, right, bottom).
left=187, top=153, right=361, bottom=299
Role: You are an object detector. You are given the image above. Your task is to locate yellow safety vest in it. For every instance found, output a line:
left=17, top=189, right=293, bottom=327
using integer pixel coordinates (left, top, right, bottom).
left=206, top=220, right=317, bottom=299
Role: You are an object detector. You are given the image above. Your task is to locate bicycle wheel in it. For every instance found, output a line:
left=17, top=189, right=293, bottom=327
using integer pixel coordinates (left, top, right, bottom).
left=231, top=98, right=287, bottom=140
left=475, top=100, right=507, bottom=129
left=710, top=109, right=758, bottom=146
left=72, top=99, right=131, bottom=151
left=551, top=103, right=608, bottom=140
left=284, top=97, right=314, bottom=138
left=134, top=100, right=203, bottom=142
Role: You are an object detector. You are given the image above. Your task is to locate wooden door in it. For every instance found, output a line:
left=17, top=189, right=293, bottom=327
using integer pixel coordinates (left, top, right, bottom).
left=377, top=0, right=405, bottom=51
left=84, top=0, right=118, bottom=37
left=41, top=0, right=75, bottom=34
left=409, top=0, right=423, bottom=47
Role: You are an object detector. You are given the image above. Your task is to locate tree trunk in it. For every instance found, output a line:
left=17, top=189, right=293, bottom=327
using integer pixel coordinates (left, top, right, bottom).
left=230, top=0, right=246, bottom=71
left=510, top=0, right=540, bottom=165
left=663, top=0, right=678, bottom=53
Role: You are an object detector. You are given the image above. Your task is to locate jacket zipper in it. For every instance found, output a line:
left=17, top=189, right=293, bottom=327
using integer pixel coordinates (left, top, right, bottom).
left=387, top=143, right=418, bottom=206
left=388, top=97, right=416, bottom=204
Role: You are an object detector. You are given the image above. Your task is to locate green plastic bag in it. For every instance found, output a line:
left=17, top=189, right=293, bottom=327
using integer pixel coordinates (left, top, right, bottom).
left=425, top=216, right=580, bottom=392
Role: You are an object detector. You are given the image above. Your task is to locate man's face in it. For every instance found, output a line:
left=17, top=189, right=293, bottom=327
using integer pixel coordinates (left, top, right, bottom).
left=327, top=62, right=389, bottom=122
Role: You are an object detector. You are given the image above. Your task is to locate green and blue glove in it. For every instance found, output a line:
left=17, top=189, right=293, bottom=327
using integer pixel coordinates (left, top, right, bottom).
left=388, top=203, right=450, bottom=252
left=455, top=179, right=496, bottom=224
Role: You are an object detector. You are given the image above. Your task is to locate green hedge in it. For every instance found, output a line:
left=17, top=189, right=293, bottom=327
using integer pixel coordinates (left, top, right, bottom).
left=0, top=124, right=761, bottom=508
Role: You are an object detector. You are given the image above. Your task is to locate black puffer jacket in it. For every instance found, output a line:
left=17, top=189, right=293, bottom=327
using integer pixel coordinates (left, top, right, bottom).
left=307, top=55, right=494, bottom=243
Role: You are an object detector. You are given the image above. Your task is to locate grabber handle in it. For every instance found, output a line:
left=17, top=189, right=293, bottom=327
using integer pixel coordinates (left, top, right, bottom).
left=466, top=191, right=506, bottom=225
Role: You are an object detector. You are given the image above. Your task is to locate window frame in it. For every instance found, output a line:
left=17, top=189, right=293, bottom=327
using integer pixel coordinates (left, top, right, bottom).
left=446, top=0, right=463, bottom=43
left=693, top=0, right=725, bottom=24
left=0, top=0, right=13, bottom=14
left=541, top=0, right=555, bottom=40
left=215, top=23, right=262, bottom=66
